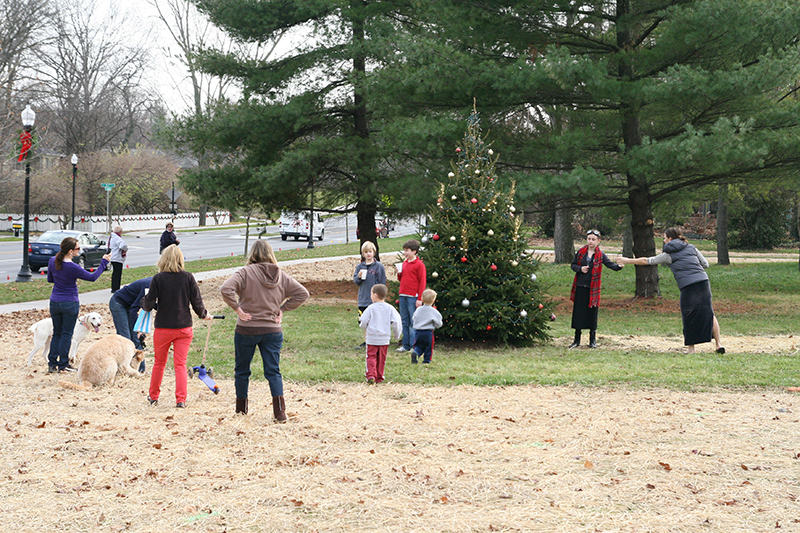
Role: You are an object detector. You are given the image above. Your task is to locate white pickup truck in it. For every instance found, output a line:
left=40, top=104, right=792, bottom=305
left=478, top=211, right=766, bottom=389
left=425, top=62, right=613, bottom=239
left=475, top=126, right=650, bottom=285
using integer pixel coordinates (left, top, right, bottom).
left=279, top=211, right=325, bottom=241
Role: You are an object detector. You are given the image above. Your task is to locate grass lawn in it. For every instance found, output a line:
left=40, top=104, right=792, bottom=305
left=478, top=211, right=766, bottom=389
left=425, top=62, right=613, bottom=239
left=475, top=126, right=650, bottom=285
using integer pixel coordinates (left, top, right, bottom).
left=186, top=257, right=799, bottom=391
left=4, top=236, right=798, bottom=390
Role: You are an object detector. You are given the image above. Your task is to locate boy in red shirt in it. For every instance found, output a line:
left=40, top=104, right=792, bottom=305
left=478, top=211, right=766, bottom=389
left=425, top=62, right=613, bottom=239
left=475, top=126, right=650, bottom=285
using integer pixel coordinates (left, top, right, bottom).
left=395, top=239, right=426, bottom=353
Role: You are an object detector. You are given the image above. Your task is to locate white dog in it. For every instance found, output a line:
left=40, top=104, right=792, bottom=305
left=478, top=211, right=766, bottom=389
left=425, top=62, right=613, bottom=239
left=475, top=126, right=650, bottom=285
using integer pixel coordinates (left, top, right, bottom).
left=27, top=312, right=103, bottom=365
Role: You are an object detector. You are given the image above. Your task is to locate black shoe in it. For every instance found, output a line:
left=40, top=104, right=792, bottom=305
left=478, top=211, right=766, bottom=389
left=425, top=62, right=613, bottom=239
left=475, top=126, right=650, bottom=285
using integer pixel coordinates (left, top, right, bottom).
left=48, top=365, right=58, bottom=373
left=568, top=342, right=580, bottom=349
left=176, top=402, right=186, bottom=408
left=588, top=341, right=598, bottom=349
left=61, top=365, right=78, bottom=373
left=411, top=352, right=418, bottom=364
left=356, top=342, right=366, bottom=350
left=147, top=396, right=158, bottom=406
left=716, top=347, right=726, bottom=354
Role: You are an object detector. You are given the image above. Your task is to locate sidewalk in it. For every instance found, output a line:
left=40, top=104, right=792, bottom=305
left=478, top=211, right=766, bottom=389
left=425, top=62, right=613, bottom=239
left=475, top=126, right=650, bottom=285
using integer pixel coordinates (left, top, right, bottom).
left=0, top=255, right=360, bottom=315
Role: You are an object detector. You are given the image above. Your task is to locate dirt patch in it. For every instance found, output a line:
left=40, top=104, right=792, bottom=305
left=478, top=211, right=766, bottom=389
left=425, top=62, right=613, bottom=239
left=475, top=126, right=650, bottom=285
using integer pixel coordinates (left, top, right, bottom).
left=1, top=259, right=799, bottom=531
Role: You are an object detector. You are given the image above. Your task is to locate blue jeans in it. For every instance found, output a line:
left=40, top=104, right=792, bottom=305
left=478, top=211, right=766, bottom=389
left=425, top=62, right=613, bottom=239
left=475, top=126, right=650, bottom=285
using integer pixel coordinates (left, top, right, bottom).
left=413, top=329, right=434, bottom=363
left=109, top=295, right=144, bottom=350
left=48, top=300, right=80, bottom=369
left=399, top=296, right=417, bottom=350
left=234, top=331, right=283, bottom=399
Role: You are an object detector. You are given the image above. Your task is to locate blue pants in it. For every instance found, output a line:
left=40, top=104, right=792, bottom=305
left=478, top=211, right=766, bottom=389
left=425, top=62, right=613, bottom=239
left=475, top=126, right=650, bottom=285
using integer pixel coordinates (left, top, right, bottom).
left=109, top=295, right=144, bottom=350
left=234, top=331, right=284, bottom=399
left=413, top=329, right=434, bottom=363
left=48, top=300, right=80, bottom=369
left=399, top=296, right=417, bottom=350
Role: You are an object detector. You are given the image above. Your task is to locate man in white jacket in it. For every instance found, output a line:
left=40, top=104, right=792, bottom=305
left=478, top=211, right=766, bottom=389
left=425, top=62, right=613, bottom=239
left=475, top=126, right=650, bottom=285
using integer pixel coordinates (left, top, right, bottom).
left=108, top=225, right=128, bottom=293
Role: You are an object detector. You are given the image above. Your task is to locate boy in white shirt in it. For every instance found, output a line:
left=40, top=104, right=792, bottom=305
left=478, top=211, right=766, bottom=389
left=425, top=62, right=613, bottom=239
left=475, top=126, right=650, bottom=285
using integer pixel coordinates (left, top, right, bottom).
left=359, top=284, right=402, bottom=384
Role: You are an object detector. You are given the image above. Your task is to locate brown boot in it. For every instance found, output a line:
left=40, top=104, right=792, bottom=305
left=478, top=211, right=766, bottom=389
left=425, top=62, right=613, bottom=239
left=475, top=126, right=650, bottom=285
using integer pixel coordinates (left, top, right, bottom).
left=236, top=397, right=248, bottom=414
left=272, top=395, right=287, bottom=423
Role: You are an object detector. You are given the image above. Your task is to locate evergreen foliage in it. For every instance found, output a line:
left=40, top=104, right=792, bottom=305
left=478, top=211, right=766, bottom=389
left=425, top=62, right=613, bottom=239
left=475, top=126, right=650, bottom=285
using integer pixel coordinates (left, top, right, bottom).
left=420, top=110, right=551, bottom=345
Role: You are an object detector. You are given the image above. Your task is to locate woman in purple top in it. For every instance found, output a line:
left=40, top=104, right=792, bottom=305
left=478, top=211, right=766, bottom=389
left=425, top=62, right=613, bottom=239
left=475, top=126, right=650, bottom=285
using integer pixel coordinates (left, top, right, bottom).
left=47, top=237, right=111, bottom=373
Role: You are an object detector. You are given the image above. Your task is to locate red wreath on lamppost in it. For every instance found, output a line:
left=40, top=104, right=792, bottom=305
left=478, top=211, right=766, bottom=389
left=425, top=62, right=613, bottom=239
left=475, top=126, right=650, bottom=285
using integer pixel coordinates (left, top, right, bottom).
left=18, top=129, right=32, bottom=162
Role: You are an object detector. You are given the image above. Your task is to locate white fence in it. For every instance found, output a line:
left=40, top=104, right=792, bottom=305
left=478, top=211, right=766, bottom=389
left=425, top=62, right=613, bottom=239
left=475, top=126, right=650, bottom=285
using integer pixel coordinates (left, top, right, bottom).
left=1, top=211, right=230, bottom=234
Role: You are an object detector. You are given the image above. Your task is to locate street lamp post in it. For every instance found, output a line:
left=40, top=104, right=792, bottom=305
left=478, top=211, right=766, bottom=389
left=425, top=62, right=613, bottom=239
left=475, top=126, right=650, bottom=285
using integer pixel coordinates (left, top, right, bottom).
left=16, top=105, right=36, bottom=283
left=307, top=176, right=316, bottom=249
left=70, top=154, right=78, bottom=230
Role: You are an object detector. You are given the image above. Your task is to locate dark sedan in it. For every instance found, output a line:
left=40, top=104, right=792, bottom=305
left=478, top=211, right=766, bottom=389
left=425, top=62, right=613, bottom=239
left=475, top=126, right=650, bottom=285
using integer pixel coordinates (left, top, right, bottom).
left=29, top=230, right=107, bottom=272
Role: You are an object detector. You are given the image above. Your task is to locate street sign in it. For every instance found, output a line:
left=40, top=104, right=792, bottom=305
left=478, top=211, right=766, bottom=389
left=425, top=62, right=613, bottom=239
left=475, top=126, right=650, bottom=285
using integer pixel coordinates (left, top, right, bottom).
left=101, top=183, right=115, bottom=191
left=166, top=188, right=182, bottom=201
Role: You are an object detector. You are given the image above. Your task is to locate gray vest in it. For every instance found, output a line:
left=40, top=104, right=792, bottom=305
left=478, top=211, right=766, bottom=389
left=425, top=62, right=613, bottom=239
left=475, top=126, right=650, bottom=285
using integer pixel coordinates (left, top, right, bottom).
left=663, top=239, right=708, bottom=289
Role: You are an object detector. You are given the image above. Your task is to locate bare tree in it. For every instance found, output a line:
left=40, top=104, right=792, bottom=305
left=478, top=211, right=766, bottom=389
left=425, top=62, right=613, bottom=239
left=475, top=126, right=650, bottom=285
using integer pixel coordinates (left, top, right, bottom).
left=150, top=0, right=283, bottom=223
left=34, top=0, right=152, bottom=155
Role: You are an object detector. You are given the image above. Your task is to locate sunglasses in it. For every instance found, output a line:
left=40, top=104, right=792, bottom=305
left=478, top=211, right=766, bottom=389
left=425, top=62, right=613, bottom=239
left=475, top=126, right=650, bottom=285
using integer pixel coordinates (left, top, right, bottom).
left=587, top=230, right=600, bottom=237
left=73, top=247, right=80, bottom=251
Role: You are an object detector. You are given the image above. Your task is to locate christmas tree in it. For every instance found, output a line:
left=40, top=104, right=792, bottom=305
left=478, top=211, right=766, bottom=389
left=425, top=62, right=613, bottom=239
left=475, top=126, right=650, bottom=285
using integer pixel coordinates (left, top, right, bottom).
left=419, top=109, right=552, bottom=344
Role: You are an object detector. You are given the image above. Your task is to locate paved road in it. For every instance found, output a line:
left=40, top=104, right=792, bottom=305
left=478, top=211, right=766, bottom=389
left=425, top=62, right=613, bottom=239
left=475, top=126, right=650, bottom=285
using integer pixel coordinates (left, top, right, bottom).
left=0, top=214, right=418, bottom=283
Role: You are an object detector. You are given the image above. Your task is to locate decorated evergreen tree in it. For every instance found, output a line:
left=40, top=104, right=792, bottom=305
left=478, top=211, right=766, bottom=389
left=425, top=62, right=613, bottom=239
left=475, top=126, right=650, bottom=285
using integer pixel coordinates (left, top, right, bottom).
left=419, top=110, right=552, bottom=345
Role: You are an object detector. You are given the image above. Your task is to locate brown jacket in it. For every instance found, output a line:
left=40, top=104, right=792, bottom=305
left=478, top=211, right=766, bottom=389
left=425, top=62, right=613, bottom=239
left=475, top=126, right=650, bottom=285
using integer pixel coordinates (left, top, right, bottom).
left=220, top=262, right=309, bottom=333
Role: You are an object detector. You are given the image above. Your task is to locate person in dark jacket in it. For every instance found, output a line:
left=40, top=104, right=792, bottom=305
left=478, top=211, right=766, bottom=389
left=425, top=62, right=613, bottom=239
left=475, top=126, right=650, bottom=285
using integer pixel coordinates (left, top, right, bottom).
left=159, top=222, right=180, bottom=253
left=618, top=227, right=725, bottom=354
left=569, top=229, right=624, bottom=348
left=109, top=277, right=152, bottom=371
left=141, top=245, right=209, bottom=408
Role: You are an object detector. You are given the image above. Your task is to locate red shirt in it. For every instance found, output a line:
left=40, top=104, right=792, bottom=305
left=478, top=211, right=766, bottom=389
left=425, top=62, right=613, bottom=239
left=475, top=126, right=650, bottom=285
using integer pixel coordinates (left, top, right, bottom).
left=398, top=257, right=426, bottom=300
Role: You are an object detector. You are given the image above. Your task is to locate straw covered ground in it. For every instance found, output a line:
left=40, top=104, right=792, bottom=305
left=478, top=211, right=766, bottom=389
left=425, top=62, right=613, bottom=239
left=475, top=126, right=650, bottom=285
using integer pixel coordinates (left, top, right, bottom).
left=0, top=260, right=798, bottom=531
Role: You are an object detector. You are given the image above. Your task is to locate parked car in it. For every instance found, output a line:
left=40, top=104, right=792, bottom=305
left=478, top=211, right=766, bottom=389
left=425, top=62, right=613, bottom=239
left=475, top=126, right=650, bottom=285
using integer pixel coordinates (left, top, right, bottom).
left=279, top=211, right=325, bottom=241
left=28, top=230, right=107, bottom=272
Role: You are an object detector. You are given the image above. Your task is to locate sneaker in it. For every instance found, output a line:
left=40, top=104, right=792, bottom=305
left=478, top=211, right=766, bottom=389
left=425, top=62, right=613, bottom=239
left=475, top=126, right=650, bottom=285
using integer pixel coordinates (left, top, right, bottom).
left=366, top=378, right=375, bottom=385
left=356, top=342, right=366, bottom=350
left=176, top=402, right=186, bottom=408
left=48, top=365, right=58, bottom=374
left=396, top=347, right=409, bottom=353
left=147, top=396, right=158, bottom=406
left=411, top=353, right=418, bottom=364
left=61, top=365, right=78, bottom=373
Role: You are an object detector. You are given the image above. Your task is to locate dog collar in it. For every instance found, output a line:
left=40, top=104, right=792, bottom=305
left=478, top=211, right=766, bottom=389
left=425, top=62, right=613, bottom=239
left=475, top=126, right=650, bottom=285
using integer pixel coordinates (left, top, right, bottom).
left=80, top=318, right=90, bottom=330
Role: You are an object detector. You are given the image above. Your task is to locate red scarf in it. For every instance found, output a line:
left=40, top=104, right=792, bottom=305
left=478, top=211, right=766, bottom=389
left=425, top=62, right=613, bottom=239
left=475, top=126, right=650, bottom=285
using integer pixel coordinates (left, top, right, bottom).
left=570, top=245, right=604, bottom=307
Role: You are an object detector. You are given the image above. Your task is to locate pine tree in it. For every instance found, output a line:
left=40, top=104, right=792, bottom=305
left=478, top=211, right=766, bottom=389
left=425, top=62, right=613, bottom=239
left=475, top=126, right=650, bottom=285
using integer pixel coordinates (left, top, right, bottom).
left=420, top=110, right=552, bottom=345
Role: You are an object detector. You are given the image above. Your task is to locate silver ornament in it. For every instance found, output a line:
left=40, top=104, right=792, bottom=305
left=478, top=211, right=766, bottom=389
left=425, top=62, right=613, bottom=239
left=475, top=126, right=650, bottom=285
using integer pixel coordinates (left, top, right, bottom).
left=530, top=273, right=537, bottom=281
left=520, top=310, right=527, bottom=317
left=432, top=271, right=438, bottom=278
left=449, top=236, right=456, bottom=242
left=461, top=299, right=470, bottom=308
left=487, top=229, right=494, bottom=236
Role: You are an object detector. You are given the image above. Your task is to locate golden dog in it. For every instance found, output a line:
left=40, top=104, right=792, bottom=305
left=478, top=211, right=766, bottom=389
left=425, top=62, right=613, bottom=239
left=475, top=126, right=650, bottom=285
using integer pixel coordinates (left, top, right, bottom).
left=59, top=335, right=145, bottom=391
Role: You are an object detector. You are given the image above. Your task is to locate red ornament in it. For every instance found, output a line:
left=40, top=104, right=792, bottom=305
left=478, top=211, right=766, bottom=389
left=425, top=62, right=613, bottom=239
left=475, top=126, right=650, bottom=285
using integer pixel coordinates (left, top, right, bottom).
left=7, top=216, right=11, bottom=221
left=487, top=325, right=492, bottom=331
left=395, top=299, right=400, bottom=304
left=490, top=264, right=497, bottom=271
left=471, top=198, right=477, bottom=204
left=456, top=147, right=461, bottom=153
left=461, top=257, right=467, bottom=263
left=550, top=313, right=557, bottom=321
left=538, top=303, right=544, bottom=309
left=433, top=234, right=440, bottom=241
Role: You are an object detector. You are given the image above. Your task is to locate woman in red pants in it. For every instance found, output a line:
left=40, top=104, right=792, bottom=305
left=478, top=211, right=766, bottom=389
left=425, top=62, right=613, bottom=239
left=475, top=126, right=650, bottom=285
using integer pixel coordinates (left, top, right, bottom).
left=141, top=244, right=210, bottom=408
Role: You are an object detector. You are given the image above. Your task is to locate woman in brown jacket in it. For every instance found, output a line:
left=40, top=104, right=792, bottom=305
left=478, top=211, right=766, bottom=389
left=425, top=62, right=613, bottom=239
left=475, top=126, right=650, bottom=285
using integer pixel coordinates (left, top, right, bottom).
left=220, top=240, right=309, bottom=422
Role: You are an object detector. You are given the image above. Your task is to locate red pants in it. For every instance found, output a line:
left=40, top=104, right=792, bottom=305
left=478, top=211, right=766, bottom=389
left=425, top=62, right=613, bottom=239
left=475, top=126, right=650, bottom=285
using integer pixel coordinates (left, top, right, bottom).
left=365, top=344, right=388, bottom=383
left=149, top=327, right=193, bottom=403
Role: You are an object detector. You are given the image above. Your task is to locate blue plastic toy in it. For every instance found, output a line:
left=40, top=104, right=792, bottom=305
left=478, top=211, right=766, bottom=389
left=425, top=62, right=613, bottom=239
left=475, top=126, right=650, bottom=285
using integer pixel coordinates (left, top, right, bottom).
left=189, top=315, right=225, bottom=394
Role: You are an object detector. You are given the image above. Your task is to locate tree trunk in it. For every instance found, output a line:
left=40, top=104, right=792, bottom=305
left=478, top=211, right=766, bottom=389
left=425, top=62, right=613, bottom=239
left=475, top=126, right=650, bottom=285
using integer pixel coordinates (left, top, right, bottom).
left=628, top=187, right=660, bottom=297
left=622, top=214, right=633, bottom=257
left=618, top=0, right=659, bottom=297
left=716, top=182, right=730, bottom=266
left=553, top=203, right=574, bottom=263
left=357, top=203, right=378, bottom=259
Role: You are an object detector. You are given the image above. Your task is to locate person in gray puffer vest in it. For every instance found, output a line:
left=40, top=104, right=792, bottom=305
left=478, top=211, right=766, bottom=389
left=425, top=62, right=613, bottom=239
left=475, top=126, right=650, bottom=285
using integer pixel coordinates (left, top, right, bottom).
left=618, top=227, right=725, bottom=354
